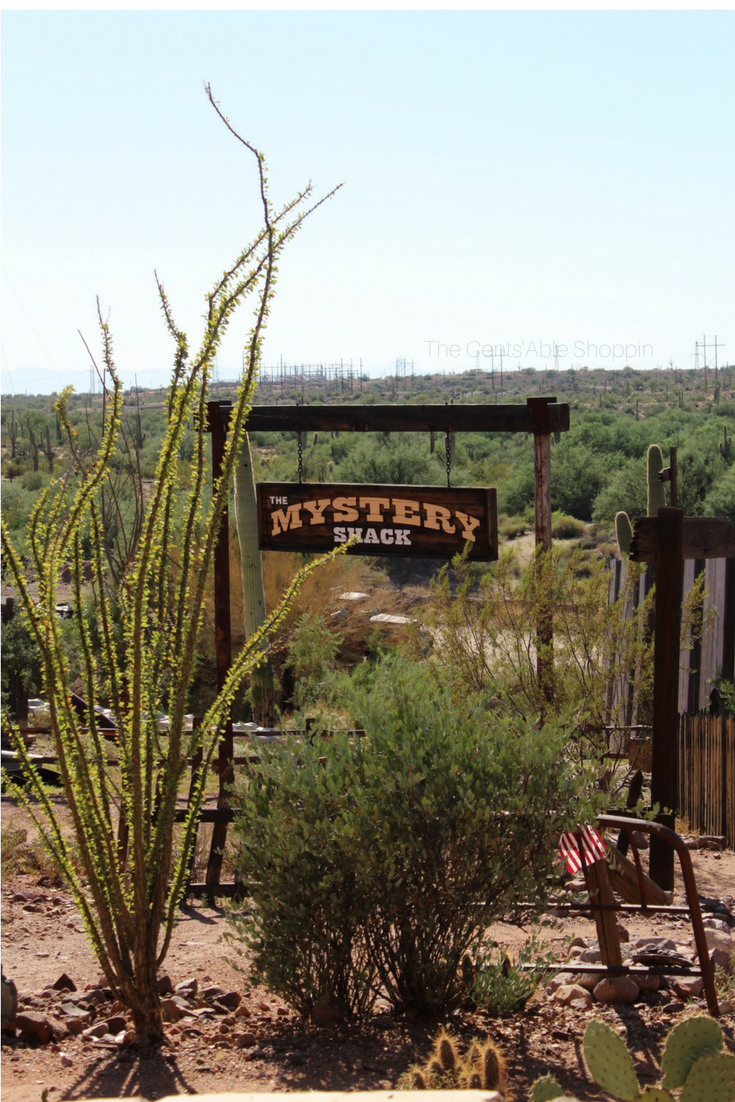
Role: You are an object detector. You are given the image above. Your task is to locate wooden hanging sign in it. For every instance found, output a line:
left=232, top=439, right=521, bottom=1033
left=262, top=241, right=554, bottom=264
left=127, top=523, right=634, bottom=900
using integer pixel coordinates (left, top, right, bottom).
left=257, top=482, right=498, bottom=560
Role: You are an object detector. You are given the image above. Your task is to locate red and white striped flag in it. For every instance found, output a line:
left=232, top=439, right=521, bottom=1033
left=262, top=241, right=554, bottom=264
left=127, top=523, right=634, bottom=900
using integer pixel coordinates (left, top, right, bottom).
left=559, top=825, right=606, bottom=875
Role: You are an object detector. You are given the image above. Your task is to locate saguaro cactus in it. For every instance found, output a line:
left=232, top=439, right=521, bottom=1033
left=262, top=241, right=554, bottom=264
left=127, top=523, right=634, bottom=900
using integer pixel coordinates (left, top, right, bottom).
left=234, top=431, right=276, bottom=726
left=718, top=425, right=732, bottom=462
left=615, top=444, right=667, bottom=557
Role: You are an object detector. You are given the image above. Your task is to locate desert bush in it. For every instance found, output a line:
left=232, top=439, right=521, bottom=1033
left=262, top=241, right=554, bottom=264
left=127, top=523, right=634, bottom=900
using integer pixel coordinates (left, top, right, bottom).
left=550, top=512, right=585, bottom=540
left=230, top=658, right=599, bottom=1018
left=418, top=547, right=655, bottom=741
left=282, top=611, right=342, bottom=711
left=229, top=732, right=379, bottom=1020
left=469, top=938, right=555, bottom=1017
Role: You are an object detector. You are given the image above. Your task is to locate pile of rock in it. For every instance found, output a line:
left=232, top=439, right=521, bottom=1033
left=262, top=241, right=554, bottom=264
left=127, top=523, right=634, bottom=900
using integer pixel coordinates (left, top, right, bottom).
left=0, top=970, right=251, bottom=1049
left=546, top=919, right=733, bottom=1011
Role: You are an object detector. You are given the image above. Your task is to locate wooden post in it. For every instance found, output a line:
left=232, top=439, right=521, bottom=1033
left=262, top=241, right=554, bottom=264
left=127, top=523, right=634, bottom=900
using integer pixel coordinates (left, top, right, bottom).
left=205, top=400, right=234, bottom=892
left=650, top=507, right=684, bottom=891
left=528, top=397, right=554, bottom=703
left=583, top=858, right=622, bottom=967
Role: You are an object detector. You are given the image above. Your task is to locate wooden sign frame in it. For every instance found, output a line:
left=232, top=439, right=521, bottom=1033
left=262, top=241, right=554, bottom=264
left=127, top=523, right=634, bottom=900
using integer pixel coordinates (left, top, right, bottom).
left=257, top=482, right=498, bottom=560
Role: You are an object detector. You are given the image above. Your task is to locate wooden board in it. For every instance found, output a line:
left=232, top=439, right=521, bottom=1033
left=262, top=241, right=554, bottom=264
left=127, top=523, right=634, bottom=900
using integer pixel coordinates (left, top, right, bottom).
left=630, top=516, right=735, bottom=562
left=246, top=402, right=570, bottom=435
left=257, top=482, right=498, bottom=560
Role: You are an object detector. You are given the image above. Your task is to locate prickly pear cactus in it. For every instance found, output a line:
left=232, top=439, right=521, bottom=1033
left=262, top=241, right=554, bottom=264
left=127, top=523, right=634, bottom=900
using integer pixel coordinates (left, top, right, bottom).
left=679, top=1052, right=735, bottom=1102
left=647, top=445, right=666, bottom=515
left=583, top=1019, right=639, bottom=1101
left=616, top=511, right=633, bottom=556
left=637, top=1091, right=675, bottom=1101
left=661, top=1015, right=723, bottom=1088
left=530, top=1074, right=566, bottom=1101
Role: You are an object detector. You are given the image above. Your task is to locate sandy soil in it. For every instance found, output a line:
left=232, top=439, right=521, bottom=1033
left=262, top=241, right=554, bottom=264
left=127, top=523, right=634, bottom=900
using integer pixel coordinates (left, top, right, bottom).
left=2, top=800, right=735, bottom=1102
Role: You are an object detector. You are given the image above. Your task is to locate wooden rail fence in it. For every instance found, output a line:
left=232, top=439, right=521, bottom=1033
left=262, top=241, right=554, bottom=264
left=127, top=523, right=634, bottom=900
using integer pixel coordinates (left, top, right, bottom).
left=678, top=713, right=735, bottom=848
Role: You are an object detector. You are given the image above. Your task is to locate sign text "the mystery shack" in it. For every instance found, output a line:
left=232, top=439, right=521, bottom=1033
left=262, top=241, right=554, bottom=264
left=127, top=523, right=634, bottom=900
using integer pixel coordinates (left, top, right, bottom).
left=257, top=483, right=498, bottom=560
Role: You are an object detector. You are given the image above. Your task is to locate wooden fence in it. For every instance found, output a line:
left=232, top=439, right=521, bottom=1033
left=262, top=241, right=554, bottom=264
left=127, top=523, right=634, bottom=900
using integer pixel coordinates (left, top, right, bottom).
left=609, top=557, right=735, bottom=714
left=678, top=713, right=735, bottom=848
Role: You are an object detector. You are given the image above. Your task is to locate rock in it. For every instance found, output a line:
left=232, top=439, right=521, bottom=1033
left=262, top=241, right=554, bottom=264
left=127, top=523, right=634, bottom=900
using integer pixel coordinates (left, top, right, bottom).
left=616, top=924, right=630, bottom=941
left=175, top=979, right=198, bottom=997
left=555, top=984, right=593, bottom=1006
left=578, top=948, right=602, bottom=963
left=670, top=977, right=704, bottom=999
left=711, top=948, right=734, bottom=974
left=694, top=930, right=732, bottom=955
left=631, top=830, right=649, bottom=850
left=234, top=1031, right=257, bottom=1048
left=161, top=998, right=184, bottom=1023
left=570, top=998, right=593, bottom=1011
left=234, top=1004, right=251, bottom=1018
left=2, top=975, right=18, bottom=1026
left=12, top=892, right=31, bottom=902
left=311, top=996, right=348, bottom=1025
left=82, top=1022, right=111, bottom=1039
left=60, top=1053, right=73, bottom=1067
left=631, top=937, right=678, bottom=952
left=719, top=1000, right=733, bottom=1015
left=593, top=976, right=640, bottom=1005
left=545, top=972, right=578, bottom=992
left=202, top=985, right=226, bottom=1001
left=662, top=1001, right=685, bottom=1013
left=216, top=991, right=241, bottom=1010
left=106, top=1016, right=127, bottom=1034
left=65, top=1019, right=84, bottom=1036
left=59, top=1002, right=90, bottom=1020
left=15, top=1011, right=54, bottom=1044
left=83, top=988, right=107, bottom=1006
left=52, top=973, right=76, bottom=993
left=703, top=917, right=732, bottom=934
left=157, top=974, right=174, bottom=996
left=567, top=936, right=589, bottom=951
left=636, top=973, right=660, bottom=993
left=22, top=904, right=41, bottom=913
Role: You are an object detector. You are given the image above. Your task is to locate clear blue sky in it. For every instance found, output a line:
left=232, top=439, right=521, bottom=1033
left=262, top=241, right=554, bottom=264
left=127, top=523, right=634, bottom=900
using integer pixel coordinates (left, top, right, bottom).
left=2, top=10, right=734, bottom=393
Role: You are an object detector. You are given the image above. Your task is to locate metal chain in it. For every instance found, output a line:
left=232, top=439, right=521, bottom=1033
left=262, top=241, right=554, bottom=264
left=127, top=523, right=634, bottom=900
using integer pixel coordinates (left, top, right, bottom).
left=297, top=432, right=303, bottom=484
left=445, top=430, right=452, bottom=489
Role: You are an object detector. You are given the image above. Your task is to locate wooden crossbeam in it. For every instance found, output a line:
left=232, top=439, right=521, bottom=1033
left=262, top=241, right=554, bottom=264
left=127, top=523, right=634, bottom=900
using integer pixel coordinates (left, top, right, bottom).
left=246, top=402, right=570, bottom=435
left=630, top=516, right=735, bottom=562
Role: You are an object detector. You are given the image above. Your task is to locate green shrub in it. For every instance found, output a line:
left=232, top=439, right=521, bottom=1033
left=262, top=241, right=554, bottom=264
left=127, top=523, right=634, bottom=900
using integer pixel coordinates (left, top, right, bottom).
left=282, top=610, right=342, bottom=712
left=230, top=659, right=599, bottom=1018
left=229, top=732, right=379, bottom=1020
left=470, top=938, right=555, bottom=1017
left=550, top=512, right=585, bottom=540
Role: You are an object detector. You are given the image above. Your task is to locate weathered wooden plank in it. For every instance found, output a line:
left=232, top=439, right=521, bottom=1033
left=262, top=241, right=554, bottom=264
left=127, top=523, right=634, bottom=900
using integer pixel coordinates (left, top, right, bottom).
left=606, top=845, right=673, bottom=906
left=631, top=516, right=735, bottom=562
left=246, top=402, right=570, bottom=435
left=584, top=858, right=623, bottom=967
left=650, top=508, right=683, bottom=891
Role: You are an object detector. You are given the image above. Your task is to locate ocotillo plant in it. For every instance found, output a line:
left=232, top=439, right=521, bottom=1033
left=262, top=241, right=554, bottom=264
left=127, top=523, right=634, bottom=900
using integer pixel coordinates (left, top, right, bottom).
left=0, top=86, right=342, bottom=1046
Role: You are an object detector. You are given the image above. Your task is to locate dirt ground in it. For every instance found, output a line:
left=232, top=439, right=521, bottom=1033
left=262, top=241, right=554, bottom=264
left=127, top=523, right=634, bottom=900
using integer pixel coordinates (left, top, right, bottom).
left=2, top=799, right=735, bottom=1102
